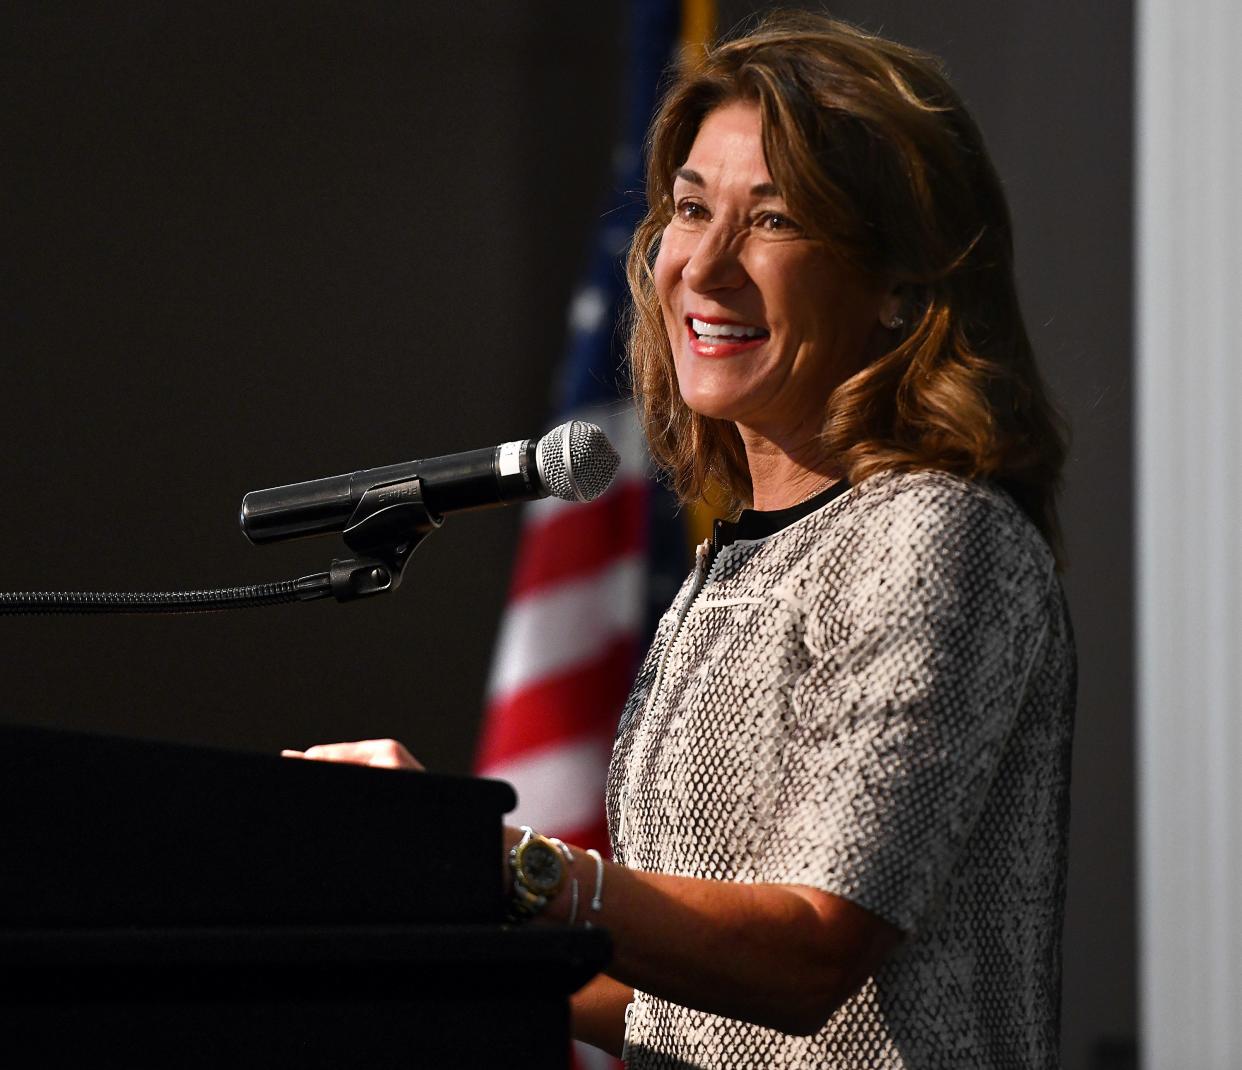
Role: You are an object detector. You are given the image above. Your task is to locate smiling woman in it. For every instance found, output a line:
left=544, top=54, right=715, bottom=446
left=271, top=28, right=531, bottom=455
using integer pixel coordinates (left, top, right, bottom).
left=290, top=12, right=1076, bottom=1070
left=628, top=12, right=1067, bottom=548
left=652, top=101, right=892, bottom=497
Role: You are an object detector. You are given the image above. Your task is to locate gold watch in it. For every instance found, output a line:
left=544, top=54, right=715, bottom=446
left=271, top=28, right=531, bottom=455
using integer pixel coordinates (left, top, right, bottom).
left=506, top=826, right=567, bottom=922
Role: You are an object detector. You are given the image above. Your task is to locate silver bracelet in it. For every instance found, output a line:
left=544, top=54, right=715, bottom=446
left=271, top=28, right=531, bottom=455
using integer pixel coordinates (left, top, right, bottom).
left=584, top=848, right=604, bottom=928
left=548, top=837, right=579, bottom=925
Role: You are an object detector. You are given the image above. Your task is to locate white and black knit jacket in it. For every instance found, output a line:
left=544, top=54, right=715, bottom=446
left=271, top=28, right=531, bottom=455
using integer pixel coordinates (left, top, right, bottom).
left=607, top=470, right=1076, bottom=1069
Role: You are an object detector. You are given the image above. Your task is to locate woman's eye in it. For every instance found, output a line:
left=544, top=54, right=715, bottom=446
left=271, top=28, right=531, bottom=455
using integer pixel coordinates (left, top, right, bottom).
left=758, top=212, right=798, bottom=232
left=674, top=199, right=708, bottom=223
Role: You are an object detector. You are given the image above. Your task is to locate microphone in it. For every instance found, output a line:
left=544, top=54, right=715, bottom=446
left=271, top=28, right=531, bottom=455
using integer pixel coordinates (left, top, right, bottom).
left=239, top=420, right=620, bottom=545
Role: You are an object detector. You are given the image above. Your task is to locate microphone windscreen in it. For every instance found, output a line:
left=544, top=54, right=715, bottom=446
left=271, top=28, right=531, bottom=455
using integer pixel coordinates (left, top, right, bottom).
left=535, top=420, right=621, bottom=503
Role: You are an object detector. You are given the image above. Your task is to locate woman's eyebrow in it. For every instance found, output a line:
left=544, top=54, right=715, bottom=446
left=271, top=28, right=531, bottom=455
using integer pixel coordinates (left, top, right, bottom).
left=673, top=168, right=782, bottom=199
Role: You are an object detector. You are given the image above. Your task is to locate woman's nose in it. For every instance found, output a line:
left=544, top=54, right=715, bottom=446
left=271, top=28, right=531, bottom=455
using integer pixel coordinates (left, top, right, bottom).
left=682, top=222, right=746, bottom=293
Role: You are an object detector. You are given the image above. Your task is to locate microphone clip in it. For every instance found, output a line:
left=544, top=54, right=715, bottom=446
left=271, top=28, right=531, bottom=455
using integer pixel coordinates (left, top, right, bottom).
left=328, top=475, right=443, bottom=603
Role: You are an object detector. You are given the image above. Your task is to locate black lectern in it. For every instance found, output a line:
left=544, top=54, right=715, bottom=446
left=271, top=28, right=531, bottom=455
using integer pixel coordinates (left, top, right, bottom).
left=0, top=725, right=609, bottom=1068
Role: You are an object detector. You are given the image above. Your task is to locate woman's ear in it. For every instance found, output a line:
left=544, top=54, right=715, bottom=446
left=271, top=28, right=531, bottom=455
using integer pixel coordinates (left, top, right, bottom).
left=878, top=284, right=905, bottom=330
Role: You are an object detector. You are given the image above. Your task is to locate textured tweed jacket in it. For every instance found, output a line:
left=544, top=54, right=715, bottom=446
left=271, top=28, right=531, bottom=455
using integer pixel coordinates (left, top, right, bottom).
left=606, top=470, right=1076, bottom=1069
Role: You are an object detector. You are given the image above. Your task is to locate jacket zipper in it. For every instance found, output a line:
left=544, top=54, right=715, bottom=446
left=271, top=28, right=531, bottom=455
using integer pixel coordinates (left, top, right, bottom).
left=616, top=541, right=715, bottom=852
left=641, top=539, right=713, bottom=723
left=621, top=999, right=637, bottom=1062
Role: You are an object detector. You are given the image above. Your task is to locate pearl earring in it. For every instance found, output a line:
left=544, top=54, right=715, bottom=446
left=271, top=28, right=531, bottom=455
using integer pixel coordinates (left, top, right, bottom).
left=887, top=315, right=904, bottom=329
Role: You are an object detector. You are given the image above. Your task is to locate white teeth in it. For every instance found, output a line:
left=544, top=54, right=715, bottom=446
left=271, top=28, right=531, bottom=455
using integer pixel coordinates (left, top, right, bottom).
left=690, top=317, right=766, bottom=339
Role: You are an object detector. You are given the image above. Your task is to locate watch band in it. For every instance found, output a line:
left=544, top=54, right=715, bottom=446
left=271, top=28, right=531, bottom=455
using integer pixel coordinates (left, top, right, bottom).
left=505, top=826, right=569, bottom=924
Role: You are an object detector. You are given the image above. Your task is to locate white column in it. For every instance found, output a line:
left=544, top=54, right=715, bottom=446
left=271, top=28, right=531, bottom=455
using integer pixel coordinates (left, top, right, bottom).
left=1137, top=1, right=1242, bottom=1067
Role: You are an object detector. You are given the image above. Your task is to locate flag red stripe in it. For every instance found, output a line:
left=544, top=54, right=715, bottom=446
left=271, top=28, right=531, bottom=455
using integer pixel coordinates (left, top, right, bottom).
left=508, top=483, right=649, bottom=599
left=476, top=635, right=639, bottom=770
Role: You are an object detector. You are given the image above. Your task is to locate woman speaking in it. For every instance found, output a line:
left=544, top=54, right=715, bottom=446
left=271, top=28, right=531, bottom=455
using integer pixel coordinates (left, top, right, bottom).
left=288, top=13, right=1075, bottom=1068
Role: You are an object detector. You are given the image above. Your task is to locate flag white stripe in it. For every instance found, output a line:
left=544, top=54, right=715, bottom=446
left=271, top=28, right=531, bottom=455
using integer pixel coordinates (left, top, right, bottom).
left=483, top=737, right=612, bottom=831
left=486, top=556, right=646, bottom=701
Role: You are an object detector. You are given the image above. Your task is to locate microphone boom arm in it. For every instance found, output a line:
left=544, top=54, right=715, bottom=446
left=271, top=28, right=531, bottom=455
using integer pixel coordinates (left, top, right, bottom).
left=0, top=421, right=620, bottom=615
left=328, top=473, right=442, bottom=602
left=0, top=474, right=443, bottom=614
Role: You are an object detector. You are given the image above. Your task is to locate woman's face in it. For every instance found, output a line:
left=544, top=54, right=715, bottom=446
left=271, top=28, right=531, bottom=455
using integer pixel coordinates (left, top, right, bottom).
left=654, top=100, right=887, bottom=444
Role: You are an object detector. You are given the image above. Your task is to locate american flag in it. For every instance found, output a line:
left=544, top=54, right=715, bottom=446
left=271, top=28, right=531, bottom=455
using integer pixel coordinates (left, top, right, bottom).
left=475, top=4, right=712, bottom=1064
left=475, top=0, right=685, bottom=851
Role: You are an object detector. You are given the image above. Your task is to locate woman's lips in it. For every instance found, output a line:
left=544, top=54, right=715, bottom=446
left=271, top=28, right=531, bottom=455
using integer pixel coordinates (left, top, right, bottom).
left=684, top=319, right=769, bottom=358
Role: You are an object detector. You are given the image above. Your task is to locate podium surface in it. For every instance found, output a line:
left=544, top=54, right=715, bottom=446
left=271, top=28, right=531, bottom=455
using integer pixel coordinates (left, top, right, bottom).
left=0, top=725, right=610, bottom=1067
left=0, top=723, right=512, bottom=926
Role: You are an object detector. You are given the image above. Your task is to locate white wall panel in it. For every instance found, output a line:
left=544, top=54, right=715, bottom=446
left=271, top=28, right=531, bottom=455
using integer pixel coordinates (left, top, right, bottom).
left=1137, top=1, right=1242, bottom=1066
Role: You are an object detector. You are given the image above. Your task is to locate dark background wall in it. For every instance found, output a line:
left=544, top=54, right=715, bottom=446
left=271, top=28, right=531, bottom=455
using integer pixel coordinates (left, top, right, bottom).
left=3, top=3, right=1133, bottom=1066
left=4, top=1, right=622, bottom=765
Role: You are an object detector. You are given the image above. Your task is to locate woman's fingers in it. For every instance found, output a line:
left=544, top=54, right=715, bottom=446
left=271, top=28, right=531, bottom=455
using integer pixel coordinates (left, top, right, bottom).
left=301, top=742, right=368, bottom=763
left=281, top=739, right=424, bottom=771
left=363, top=738, right=426, bottom=770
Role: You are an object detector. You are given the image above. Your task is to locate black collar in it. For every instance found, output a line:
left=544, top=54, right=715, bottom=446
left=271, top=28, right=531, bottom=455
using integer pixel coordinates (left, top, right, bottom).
left=712, top=480, right=850, bottom=557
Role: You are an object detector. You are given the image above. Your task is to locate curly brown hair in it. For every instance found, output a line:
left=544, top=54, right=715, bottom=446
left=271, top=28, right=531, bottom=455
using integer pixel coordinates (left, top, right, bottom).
left=626, top=11, right=1068, bottom=560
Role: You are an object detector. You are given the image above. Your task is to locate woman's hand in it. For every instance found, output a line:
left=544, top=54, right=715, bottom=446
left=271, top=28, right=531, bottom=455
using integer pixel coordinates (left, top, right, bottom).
left=281, top=739, right=425, bottom=770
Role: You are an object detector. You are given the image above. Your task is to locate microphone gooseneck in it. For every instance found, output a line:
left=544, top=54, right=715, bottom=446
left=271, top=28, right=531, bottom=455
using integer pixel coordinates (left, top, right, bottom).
left=0, top=577, right=332, bottom=616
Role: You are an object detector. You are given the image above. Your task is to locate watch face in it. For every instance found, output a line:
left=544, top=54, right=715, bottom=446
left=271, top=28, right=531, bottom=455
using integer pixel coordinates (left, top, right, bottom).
left=518, top=840, right=563, bottom=895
